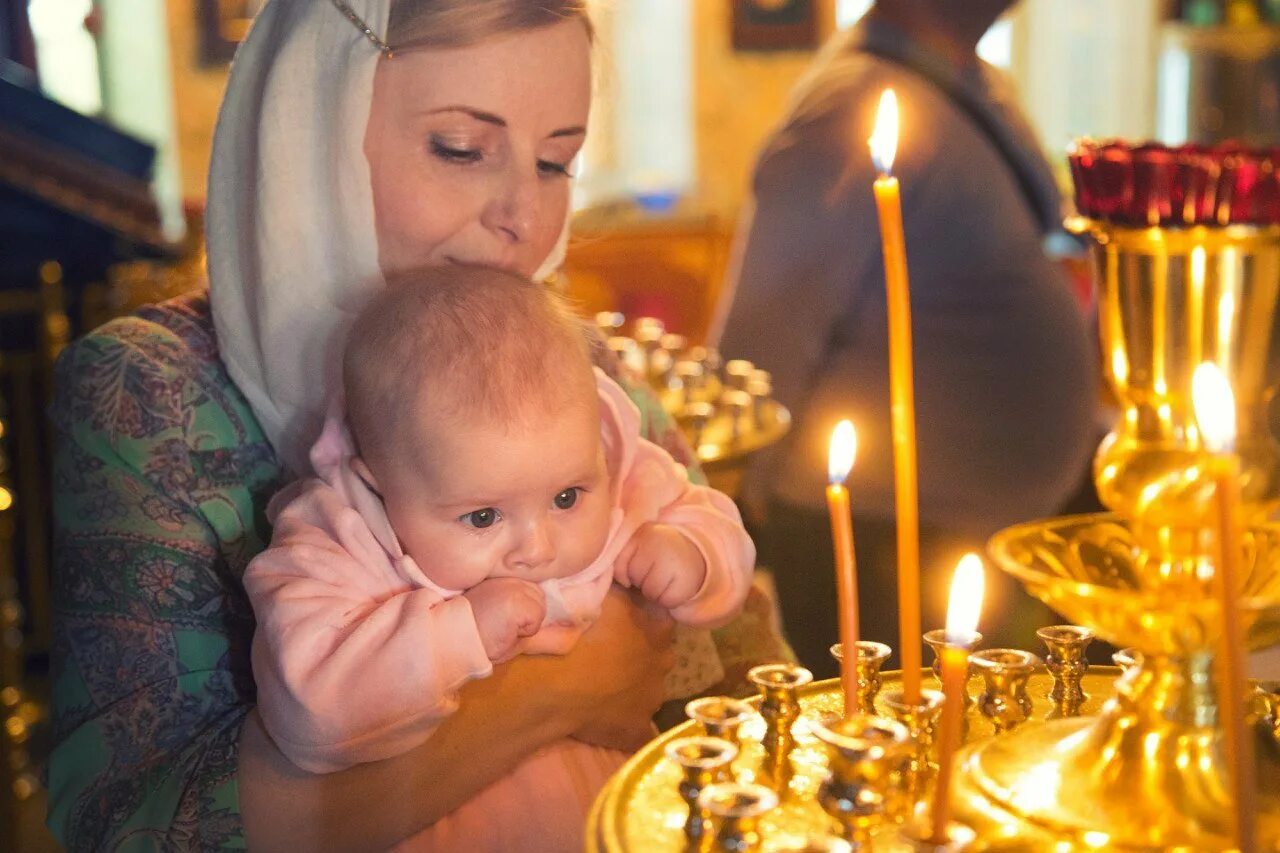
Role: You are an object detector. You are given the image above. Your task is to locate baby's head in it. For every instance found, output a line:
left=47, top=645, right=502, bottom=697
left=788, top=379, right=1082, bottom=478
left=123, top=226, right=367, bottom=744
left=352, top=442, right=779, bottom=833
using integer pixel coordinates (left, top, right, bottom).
left=344, top=265, right=611, bottom=590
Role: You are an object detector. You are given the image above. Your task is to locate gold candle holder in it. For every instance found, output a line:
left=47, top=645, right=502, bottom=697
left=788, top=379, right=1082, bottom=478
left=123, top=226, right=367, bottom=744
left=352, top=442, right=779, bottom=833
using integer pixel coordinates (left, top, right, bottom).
left=748, top=663, right=812, bottom=793
left=698, top=781, right=778, bottom=852
left=970, top=649, right=1040, bottom=734
left=1257, top=682, right=1280, bottom=743
left=665, top=736, right=739, bottom=843
left=1036, top=625, right=1095, bottom=718
left=879, top=687, right=944, bottom=812
left=686, top=696, right=756, bottom=749
left=810, top=712, right=912, bottom=844
left=923, top=629, right=981, bottom=713
left=829, top=641, right=892, bottom=713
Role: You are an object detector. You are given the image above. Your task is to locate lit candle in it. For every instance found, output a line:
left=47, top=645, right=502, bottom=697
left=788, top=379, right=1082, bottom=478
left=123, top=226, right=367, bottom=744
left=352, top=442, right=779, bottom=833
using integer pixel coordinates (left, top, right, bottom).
left=930, top=553, right=985, bottom=843
left=827, top=420, right=860, bottom=714
left=1191, top=362, right=1257, bottom=851
left=869, top=88, right=923, bottom=704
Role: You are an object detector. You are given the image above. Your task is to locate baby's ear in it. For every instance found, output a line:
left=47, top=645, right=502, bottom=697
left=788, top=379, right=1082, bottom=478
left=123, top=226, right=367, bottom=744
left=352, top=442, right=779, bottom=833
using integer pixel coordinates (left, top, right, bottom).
left=349, top=455, right=381, bottom=493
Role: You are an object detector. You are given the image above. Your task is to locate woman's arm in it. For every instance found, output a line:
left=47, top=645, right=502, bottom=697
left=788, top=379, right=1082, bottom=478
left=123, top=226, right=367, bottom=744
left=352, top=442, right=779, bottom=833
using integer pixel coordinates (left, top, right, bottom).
left=241, top=587, right=674, bottom=852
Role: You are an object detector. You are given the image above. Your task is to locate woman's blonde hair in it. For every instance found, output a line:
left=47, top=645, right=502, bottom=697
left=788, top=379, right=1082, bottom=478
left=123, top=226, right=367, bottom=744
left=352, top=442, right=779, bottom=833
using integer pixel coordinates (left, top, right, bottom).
left=388, top=0, right=593, bottom=49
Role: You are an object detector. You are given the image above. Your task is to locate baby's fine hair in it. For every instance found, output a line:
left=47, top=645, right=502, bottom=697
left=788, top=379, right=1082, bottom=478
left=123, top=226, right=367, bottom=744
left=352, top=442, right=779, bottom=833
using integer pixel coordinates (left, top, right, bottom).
left=344, top=265, right=594, bottom=469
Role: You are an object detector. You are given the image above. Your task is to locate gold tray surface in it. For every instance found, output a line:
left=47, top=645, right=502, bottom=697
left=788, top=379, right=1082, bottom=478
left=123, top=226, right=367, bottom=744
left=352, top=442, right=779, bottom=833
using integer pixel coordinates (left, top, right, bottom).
left=588, top=668, right=1121, bottom=852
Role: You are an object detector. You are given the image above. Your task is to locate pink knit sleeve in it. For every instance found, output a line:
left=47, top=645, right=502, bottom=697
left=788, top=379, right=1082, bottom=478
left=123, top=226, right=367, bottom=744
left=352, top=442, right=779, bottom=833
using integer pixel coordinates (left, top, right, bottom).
left=243, top=480, right=492, bottom=773
left=597, top=374, right=756, bottom=630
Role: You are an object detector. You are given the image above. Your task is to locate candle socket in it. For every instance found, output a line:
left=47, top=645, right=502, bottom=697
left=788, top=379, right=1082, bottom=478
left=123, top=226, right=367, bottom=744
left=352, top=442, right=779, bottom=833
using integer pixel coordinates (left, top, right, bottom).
left=923, top=630, right=981, bottom=714
left=1036, top=625, right=1095, bottom=718
left=665, top=736, right=739, bottom=843
left=698, top=781, right=778, bottom=852
left=830, top=641, right=893, bottom=713
left=686, top=696, right=757, bottom=749
left=748, top=663, right=812, bottom=794
left=810, top=712, right=912, bottom=844
left=879, top=688, right=945, bottom=813
left=971, top=649, right=1041, bottom=734
left=1257, top=682, right=1280, bottom=743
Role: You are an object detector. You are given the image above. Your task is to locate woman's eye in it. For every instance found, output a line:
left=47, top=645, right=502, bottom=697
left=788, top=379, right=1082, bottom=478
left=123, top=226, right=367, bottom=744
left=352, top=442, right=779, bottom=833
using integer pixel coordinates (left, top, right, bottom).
left=553, top=488, right=579, bottom=510
left=538, top=159, right=574, bottom=178
left=431, top=139, right=483, bottom=164
left=461, top=508, right=499, bottom=528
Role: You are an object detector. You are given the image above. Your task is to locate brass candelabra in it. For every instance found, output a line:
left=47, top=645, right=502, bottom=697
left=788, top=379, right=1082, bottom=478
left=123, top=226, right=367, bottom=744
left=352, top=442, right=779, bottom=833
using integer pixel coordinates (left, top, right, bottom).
left=587, top=197, right=1280, bottom=849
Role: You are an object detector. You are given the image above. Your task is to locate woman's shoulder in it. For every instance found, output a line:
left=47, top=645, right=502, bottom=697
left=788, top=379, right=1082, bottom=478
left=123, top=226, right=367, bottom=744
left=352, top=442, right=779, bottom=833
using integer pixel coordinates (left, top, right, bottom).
left=52, top=290, right=271, bottom=459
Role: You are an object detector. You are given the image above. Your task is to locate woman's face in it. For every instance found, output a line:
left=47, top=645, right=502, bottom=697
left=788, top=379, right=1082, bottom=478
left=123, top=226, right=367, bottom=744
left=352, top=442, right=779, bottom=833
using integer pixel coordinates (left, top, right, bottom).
left=364, top=19, right=591, bottom=279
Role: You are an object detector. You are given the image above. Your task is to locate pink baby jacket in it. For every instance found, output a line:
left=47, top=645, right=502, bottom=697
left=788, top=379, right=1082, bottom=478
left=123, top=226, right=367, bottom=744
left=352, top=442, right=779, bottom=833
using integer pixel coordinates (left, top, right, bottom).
left=244, top=369, right=755, bottom=774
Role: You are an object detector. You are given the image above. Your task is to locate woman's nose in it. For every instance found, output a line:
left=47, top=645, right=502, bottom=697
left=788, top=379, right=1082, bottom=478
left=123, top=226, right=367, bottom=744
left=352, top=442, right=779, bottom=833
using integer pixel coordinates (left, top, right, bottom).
left=508, top=516, right=555, bottom=573
left=481, top=165, right=540, bottom=245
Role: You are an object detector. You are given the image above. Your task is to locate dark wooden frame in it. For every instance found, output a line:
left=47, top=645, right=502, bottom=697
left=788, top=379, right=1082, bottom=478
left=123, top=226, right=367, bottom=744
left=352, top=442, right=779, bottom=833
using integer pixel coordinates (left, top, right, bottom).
left=731, top=0, right=821, bottom=51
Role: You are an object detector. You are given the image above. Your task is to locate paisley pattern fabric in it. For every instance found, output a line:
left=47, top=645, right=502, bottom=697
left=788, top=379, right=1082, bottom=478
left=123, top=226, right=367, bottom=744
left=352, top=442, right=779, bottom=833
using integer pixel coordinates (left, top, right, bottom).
left=47, top=292, right=792, bottom=850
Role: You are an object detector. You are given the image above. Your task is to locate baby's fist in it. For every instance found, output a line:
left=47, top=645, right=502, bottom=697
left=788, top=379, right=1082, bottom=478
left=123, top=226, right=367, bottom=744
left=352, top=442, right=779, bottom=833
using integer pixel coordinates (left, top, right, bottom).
left=464, top=577, right=546, bottom=662
left=618, top=523, right=707, bottom=610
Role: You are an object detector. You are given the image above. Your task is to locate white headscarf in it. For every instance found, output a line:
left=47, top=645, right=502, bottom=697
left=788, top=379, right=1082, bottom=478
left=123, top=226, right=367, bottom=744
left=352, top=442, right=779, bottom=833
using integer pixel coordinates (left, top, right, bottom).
left=208, top=0, right=570, bottom=476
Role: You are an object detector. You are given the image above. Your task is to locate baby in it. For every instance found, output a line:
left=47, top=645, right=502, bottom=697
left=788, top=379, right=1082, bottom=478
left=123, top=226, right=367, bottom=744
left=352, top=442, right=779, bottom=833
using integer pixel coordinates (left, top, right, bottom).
left=243, top=265, right=755, bottom=850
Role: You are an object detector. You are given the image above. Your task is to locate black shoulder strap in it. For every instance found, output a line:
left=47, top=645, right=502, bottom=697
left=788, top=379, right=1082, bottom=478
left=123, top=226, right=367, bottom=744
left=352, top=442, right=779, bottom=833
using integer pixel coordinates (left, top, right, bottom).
left=855, top=42, right=1050, bottom=229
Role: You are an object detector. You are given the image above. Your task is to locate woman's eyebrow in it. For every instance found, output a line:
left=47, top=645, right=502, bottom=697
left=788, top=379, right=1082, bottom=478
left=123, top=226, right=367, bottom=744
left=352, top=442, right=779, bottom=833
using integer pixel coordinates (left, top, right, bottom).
left=423, top=106, right=584, bottom=139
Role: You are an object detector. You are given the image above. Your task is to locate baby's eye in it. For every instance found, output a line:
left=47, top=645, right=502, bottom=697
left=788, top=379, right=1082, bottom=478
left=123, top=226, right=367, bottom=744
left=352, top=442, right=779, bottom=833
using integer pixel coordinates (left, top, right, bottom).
left=553, top=488, right=579, bottom=510
left=461, top=508, right=500, bottom=529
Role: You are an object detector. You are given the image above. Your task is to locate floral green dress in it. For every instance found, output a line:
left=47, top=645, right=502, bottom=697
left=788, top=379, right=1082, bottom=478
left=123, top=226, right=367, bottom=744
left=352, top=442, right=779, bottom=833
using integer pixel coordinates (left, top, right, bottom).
left=47, top=292, right=791, bottom=850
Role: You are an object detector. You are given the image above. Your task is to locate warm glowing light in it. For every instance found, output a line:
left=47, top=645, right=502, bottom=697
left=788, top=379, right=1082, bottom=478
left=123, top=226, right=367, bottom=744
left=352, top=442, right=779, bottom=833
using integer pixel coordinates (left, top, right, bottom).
left=828, top=420, right=857, bottom=485
left=0, top=487, right=11, bottom=513
left=944, top=553, right=985, bottom=643
left=868, top=89, right=899, bottom=175
left=1192, top=362, right=1237, bottom=453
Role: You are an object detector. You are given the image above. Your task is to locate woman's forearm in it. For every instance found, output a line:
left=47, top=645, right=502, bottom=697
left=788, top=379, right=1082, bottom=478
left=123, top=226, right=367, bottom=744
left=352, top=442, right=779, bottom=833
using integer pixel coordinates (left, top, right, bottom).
left=239, top=659, right=570, bottom=852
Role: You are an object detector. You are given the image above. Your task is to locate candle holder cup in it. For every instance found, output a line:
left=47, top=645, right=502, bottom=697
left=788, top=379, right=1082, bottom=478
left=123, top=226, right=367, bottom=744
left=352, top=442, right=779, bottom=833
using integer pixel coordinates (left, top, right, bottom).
left=748, top=663, right=813, bottom=794
left=923, top=630, right=981, bottom=711
left=970, top=649, right=1040, bottom=734
left=1036, top=625, right=1095, bottom=718
left=665, top=736, right=739, bottom=843
left=686, top=696, right=757, bottom=750
left=879, top=688, right=945, bottom=814
left=829, top=641, right=892, bottom=714
left=698, top=781, right=779, bottom=853
left=810, top=712, right=912, bottom=844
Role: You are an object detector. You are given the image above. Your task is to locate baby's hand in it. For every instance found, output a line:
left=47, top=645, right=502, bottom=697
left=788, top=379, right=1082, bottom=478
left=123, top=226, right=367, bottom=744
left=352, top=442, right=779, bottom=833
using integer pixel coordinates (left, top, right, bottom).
left=464, top=578, right=547, bottom=662
left=617, top=523, right=708, bottom=610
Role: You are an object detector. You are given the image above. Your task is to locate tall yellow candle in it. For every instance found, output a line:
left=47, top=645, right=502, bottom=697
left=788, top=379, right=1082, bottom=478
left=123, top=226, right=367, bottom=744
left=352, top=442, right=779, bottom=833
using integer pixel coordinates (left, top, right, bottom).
left=869, top=88, right=923, bottom=704
left=1192, top=363, right=1257, bottom=851
left=827, top=420, right=860, bottom=714
left=930, top=554, right=985, bottom=844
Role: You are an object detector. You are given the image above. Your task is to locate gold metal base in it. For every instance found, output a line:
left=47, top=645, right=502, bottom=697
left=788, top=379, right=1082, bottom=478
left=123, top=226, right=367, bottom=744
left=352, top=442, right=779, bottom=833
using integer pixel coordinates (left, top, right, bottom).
left=587, top=670, right=1123, bottom=852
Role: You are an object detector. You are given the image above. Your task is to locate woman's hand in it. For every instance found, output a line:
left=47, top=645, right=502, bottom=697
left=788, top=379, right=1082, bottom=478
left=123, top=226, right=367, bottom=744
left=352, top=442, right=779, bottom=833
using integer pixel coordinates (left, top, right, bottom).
left=545, top=586, right=675, bottom=751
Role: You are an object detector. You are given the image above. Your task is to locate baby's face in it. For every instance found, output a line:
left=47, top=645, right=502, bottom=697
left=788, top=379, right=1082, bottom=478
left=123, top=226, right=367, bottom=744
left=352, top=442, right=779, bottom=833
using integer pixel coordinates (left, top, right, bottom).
left=379, top=395, right=612, bottom=591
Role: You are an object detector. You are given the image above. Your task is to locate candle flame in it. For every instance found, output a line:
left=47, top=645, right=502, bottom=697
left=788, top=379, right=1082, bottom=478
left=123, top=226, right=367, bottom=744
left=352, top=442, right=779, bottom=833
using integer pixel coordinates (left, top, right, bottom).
left=945, top=553, right=985, bottom=644
left=1192, top=362, right=1237, bottom=453
left=869, top=89, right=899, bottom=175
left=828, top=420, right=857, bottom=485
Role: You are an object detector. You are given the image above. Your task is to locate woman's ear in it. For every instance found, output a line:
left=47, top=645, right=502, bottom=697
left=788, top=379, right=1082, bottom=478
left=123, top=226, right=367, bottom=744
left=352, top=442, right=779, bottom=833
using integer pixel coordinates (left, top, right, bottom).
left=349, top=455, right=381, bottom=495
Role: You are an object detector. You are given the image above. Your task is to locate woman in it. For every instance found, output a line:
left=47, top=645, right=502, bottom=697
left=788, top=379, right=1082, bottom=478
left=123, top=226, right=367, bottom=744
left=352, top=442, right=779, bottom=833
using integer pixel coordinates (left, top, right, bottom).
left=47, top=2, right=787, bottom=849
